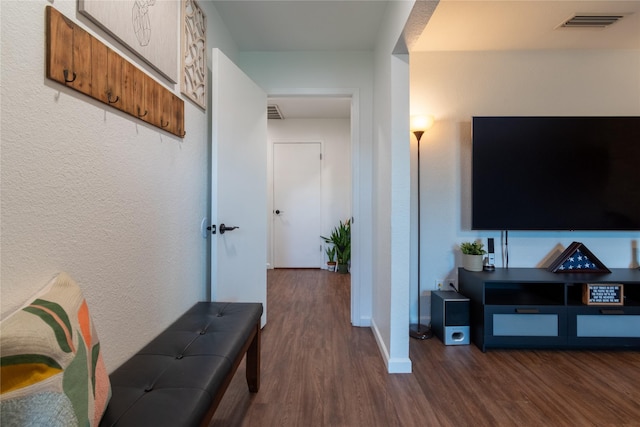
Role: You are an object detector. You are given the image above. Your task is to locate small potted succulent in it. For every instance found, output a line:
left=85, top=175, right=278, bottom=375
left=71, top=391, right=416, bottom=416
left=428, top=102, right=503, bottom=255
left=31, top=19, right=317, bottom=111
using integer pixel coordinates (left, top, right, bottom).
left=460, top=241, right=486, bottom=272
left=325, top=246, right=337, bottom=272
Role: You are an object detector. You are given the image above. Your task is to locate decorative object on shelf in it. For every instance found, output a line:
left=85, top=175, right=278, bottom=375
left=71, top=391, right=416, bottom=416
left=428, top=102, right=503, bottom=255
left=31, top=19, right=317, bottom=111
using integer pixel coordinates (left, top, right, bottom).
left=325, top=245, right=337, bottom=272
left=484, top=237, right=496, bottom=271
left=78, top=0, right=179, bottom=83
left=547, top=241, right=610, bottom=273
left=460, top=241, right=486, bottom=272
left=582, top=283, right=624, bottom=306
left=181, top=0, right=206, bottom=109
left=409, top=115, right=435, bottom=340
left=46, top=6, right=185, bottom=138
left=321, top=220, right=350, bottom=274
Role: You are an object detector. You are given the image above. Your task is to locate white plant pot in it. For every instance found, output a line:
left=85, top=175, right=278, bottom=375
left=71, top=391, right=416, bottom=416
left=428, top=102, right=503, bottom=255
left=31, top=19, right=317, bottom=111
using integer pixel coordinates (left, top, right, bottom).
left=463, top=254, right=484, bottom=272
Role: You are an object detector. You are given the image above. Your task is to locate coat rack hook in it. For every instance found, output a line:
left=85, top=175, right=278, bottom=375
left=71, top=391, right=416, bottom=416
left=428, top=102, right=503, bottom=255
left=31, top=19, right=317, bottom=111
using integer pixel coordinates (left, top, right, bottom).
left=161, top=119, right=169, bottom=128
left=137, top=107, right=148, bottom=117
left=180, top=130, right=186, bottom=137
left=107, top=93, right=119, bottom=104
left=63, top=69, right=76, bottom=83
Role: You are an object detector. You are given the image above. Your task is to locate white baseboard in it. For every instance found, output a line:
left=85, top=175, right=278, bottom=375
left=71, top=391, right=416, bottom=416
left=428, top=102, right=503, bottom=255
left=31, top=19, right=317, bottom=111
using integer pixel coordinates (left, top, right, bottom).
left=370, top=318, right=412, bottom=374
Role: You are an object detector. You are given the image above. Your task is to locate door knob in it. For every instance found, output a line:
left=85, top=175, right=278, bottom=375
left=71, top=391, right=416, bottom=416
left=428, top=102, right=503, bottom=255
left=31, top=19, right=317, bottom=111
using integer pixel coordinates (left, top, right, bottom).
left=219, top=223, right=239, bottom=234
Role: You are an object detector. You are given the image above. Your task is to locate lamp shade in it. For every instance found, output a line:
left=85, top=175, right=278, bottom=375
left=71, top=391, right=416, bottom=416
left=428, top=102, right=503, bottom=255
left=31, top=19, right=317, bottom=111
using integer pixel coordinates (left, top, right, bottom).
left=410, top=115, right=434, bottom=132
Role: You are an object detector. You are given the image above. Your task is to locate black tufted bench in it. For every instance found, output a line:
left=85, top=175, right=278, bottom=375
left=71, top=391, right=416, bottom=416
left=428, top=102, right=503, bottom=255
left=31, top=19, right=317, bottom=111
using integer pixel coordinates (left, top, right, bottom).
left=99, top=302, right=263, bottom=427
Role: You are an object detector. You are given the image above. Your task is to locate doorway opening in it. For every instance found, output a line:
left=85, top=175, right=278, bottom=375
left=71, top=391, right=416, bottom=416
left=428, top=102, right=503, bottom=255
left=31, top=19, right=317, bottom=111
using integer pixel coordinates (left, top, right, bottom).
left=266, top=93, right=358, bottom=322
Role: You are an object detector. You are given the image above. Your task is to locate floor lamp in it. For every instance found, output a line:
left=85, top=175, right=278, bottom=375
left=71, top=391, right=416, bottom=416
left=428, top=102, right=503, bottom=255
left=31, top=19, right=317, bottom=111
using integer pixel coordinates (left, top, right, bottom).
left=410, top=115, right=434, bottom=340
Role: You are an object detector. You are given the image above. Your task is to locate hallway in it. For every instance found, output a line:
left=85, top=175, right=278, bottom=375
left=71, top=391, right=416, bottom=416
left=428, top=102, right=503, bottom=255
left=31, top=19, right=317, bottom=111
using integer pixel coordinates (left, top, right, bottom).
left=210, top=268, right=429, bottom=426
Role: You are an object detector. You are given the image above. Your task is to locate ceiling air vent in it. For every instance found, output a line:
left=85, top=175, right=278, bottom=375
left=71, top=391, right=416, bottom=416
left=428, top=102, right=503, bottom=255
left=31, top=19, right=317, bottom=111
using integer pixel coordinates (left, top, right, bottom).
left=267, top=104, right=284, bottom=120
left=559, top=14, right=625, bottom=28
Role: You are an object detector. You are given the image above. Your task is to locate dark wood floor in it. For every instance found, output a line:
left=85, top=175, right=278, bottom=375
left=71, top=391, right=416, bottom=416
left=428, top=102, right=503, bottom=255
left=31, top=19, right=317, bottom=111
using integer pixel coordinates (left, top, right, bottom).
left=210, top=269, right=640, bottom=426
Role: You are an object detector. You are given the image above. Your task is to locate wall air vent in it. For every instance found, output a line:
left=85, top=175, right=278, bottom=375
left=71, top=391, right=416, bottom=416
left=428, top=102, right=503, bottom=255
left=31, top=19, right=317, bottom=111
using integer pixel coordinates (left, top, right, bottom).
left=559, top=14, right=625, bottom=28
left=267, top=104, right=284, bottom=120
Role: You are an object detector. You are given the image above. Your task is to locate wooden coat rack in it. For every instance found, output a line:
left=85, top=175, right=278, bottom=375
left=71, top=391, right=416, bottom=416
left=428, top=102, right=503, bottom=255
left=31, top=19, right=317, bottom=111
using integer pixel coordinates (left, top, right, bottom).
left=45, top=6, right=185, bottom=138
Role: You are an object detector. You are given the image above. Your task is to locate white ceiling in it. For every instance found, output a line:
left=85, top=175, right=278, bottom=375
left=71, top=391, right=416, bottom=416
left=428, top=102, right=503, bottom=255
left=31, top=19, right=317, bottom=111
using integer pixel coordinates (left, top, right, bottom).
left=212, top=0, right=640, bottom=118
left=414, top=0, right=640, bottom=52
left=211, top=0, right=389, bottom=51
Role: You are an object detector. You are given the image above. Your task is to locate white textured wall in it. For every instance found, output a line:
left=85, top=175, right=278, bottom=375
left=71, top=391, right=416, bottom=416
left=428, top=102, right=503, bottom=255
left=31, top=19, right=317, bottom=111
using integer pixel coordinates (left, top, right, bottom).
left=371, top=0, right=415, bottom=373
left=0, top=0, right=222, bottom=371
left=410, top=50, right=640, bottom=324
left=267, top=118, right=352, bottom=268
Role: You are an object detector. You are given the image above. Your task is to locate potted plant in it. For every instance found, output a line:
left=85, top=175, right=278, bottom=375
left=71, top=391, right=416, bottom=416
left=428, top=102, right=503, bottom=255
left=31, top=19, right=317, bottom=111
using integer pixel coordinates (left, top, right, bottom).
left=460, top=241, right=486, bottom=272
left=325, top=245, right=337, bottom=272
left=321, top=219, right=351, bottom=274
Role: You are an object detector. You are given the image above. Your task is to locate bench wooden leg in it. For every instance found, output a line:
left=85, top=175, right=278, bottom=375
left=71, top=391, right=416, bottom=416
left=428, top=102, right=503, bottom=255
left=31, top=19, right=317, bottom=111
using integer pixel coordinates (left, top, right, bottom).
left=246, top=322, right=261, bottom=392
left=199, top=318, right=262, bottom=427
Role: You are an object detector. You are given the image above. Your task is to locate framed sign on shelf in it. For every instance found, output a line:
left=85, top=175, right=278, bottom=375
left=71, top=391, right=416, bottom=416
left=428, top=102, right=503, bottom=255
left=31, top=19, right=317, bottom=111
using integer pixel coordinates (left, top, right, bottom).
left=181, top=0, right=207, bottom=110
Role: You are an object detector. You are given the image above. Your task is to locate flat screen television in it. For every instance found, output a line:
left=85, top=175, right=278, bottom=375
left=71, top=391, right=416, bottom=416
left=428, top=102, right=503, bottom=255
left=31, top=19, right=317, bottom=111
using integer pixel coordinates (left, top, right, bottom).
left=472, top=116, right=640, bottom=231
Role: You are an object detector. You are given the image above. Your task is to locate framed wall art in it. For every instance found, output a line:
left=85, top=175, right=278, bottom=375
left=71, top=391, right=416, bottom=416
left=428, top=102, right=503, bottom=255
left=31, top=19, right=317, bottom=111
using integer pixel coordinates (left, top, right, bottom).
left=78, top=0, right=179, bottom=83
left=181, top=0, right=207, bottom=109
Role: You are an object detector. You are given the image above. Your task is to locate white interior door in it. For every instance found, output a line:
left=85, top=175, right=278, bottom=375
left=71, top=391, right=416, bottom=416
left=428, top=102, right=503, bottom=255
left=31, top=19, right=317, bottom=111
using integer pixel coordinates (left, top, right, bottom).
left=273, top=142, right=322, bottom=268
left=211, top=48, right=267, bottom=326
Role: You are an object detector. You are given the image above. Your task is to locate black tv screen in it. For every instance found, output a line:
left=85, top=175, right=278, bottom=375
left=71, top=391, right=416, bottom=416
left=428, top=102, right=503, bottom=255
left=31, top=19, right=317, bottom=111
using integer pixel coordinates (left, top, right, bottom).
left=472, top=116, right=640, bottom=231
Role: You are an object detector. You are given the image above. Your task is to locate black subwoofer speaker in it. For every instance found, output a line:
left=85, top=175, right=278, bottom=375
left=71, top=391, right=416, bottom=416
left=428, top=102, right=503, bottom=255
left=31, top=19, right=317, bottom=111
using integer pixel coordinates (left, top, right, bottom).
left=431, top=290, right=470, bottom=345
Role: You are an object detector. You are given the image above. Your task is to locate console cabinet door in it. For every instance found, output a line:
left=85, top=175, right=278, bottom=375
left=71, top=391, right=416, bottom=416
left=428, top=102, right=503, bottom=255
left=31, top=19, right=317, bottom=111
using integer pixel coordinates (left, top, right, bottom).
left=567, top=305, right=640, bottom=347
left=484, top=306, right=567, bottom=349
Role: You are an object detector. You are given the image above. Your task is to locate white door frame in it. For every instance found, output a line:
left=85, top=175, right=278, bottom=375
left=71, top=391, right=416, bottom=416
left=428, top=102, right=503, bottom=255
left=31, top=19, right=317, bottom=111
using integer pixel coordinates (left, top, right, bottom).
left=266, top=88, right=364, bottom=326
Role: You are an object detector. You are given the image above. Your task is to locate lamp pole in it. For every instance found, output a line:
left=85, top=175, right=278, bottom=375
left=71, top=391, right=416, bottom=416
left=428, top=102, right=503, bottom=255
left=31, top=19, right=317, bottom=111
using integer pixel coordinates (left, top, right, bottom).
left=410, top=125, right=433, bottom=340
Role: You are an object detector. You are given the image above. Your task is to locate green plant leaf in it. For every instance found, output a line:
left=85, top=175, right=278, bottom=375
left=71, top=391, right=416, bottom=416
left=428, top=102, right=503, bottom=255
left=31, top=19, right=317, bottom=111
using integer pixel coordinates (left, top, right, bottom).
left=63, top=333, right=89, bottom=426
left=1, top=354, right=62, bottom=370
left=23, top=300, right=74, bottom=353
left=460, top=241, right=486, bottom=255
left=323, top=219, right=351, bottom=263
